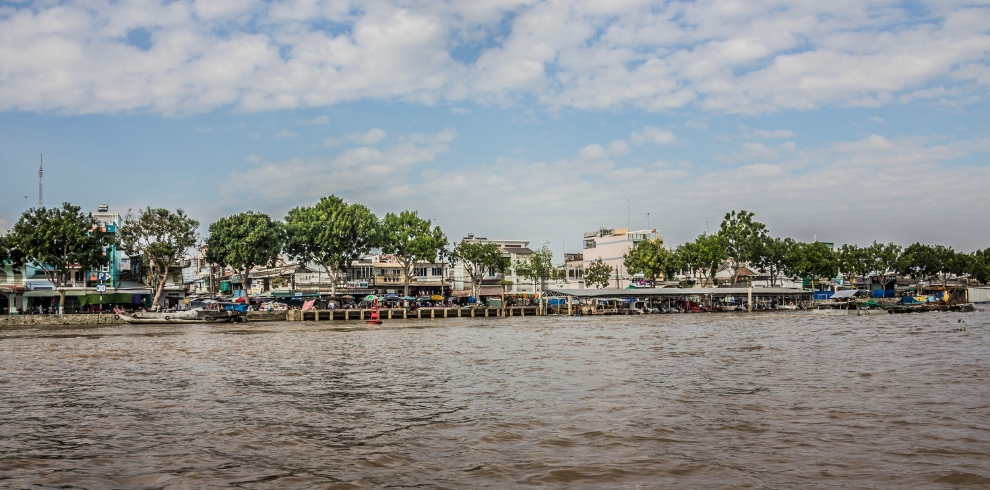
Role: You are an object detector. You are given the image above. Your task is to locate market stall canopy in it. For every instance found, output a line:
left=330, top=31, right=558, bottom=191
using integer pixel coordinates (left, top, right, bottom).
left=830, top=289, right=863, bottom=299
left=450, top=290, right=471, bottom=298
left=430, top=295, right=444, bottom=301
left=478, top=286, right=504, bottom=297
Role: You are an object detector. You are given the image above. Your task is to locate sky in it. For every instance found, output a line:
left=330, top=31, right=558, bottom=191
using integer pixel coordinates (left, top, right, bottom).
left=1, top=0, right=989, bottom=258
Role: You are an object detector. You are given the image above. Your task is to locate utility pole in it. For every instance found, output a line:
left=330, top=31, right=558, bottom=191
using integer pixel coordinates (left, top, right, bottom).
left=38, top=154, right=43, bottom=208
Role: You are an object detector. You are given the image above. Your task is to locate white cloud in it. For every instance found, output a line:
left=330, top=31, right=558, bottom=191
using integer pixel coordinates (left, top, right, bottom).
left=685, top=121, right=708, bottom=130
left=753, top=129, right=796, bottom=138
left=630, top=126, right=678, bottom=145
left=224, top=130, right=453, bottom=207
left=246, top=154, right=263, bottom=163
left=868, top=116, right=886, bottom=124
left=298, top=115, right=329, bottom=125
left=1, top=1, right=987, bottom=115
left=401, top=127, right=457, bottom=144
left=324, top=128, right=388, bottom=146
left=274, top=129, right=297, bottom=140
left=217, top=130, right=990, bottom=255
left=451, top=107, right=472, bottom=115
left=579, top=140, right=631, bottom=160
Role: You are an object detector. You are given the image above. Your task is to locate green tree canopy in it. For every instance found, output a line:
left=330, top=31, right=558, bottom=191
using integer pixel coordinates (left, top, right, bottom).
left=898, top=243, right=938, bottom=281
left=752, top=236, right=795, bottom=287
left=717, top=210, right=768, bottom=286
left=514, top=242, right=563, bottom=292
left=785, top=241, right=838, bottom=288
left=970, top=249, right=990, bottom=285
left=5, top=203, right=113, bottom=313
left=452, top=241, right=510, bottom=298
left=837, top=243, right=871, bottom=279
left=283, top=196, right=379, bottom=295
left=206, top=211, right=285, bottom=300
left=679, top=233, right=728, bottom=287
left=865, top=241, right=902, bottom=291
left=118, top=207, right=199, bottom=307
left=584, top=257, right=612, bottom=289
left=379, top=210, right=447, bottom=296
left=623, top=237, right=670, bottom=285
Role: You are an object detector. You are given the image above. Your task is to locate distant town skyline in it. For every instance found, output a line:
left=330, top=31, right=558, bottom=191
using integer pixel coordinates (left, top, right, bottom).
left=1, top=0, right=988, bottom=255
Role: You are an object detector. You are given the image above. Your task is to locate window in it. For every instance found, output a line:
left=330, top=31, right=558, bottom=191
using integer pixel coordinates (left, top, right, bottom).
left=414, top=267, right=427, bottom=277
left=431, top=267, right=443, bottom=276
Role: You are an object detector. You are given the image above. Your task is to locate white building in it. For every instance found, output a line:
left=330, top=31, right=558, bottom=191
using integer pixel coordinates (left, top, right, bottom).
left=582, top=227, right=660, bottom=288
left=451, top=234, right=537, bottom=295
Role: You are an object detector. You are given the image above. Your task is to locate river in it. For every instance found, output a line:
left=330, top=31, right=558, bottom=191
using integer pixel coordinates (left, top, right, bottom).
left=2, top=312, right=988, bottom=488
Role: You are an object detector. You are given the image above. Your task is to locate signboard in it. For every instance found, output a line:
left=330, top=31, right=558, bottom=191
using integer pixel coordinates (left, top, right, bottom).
left=346, top=281, right=369, bottom=289
left=95, top=284, right=106, bottom=293
left=97, top=272, right=111, bottom=281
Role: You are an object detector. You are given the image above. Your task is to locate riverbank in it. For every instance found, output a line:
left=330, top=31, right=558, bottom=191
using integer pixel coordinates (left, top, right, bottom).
left=0, top=306, right=541, bottom=328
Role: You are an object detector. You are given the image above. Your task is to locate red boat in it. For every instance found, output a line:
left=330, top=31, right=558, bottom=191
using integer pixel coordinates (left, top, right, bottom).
left=367, top=298, right=383, bottom=325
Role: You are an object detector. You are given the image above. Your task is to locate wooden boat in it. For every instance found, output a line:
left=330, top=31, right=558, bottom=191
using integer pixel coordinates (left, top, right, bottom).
left=813, top=300, right=888, bottom=316
left=114, top=308, right=245, bottom=324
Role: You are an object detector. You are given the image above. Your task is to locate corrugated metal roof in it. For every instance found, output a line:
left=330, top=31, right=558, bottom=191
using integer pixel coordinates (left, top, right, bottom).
left=544, top=287, right=810, bottom=298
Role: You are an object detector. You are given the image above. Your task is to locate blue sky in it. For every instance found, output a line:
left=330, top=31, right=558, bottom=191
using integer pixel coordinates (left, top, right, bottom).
left=1, top=0, right=989, bottom=256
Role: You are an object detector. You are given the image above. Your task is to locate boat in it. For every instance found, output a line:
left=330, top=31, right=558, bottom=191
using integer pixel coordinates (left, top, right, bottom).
left=114, top=307, right=245, bottom=324
left=366, top=298, right=383, bottom=325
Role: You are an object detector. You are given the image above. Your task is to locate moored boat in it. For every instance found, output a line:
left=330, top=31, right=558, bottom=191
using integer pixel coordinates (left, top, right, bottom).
left=114, top=308, right=245, bottom=324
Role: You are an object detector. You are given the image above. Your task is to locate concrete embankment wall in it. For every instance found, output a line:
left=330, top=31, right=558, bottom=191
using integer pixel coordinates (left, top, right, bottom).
left=1, top=314, right=123, bottom=327
left=1, top=308, right=543, bottom=327
left=287, top=307, right=542, bottom=321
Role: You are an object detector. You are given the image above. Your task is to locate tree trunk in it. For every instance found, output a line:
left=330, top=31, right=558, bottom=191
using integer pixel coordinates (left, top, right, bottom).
left=242, top=268, right=251, bottom=301
left=151, top=275, right=167, bottom=309
left=58, top=288, right=66, bottom=315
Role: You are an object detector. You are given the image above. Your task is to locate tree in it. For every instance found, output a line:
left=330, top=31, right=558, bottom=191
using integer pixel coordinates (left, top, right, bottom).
left=898, top=243, right=936, bottom=281
left=515, top=242, right=563, bottom=291
left=379, top=211, right=447, bottom=297
left=584, top=257, right=612, bottom=289
left=660, top=247, right=684, bottom=284
left=206, top=211, right=284, bottom=301
left=836, top=243, right=871, bottom=282
left=752, top=236, right=795, bottom=287
left=283, top=196, right=379, bottom=296
left=928, top=244, right=956, bottom=287
left=717, top=210, right=768, bottom=286
left=785, top=241, right=838, bottom=289
left=623, top=237, right=669, bottom=285
left=865, top=241, right=902, bottom=292
left=680, top=233, right=728, bottom=287
left=5, top=203, right=113, bottom=314
left=970, top=249, right=990, bottom=285
left=451, top=241, right=510, bottom=298
left=117, top=207, right=199, bottom=308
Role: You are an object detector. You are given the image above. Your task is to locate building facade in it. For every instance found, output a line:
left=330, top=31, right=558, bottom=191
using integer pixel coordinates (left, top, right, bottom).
left=582, top=227, right=660, bottom=288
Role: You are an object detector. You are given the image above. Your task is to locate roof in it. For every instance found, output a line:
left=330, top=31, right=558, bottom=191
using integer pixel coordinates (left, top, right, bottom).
left=502, top=247, right=533, bottom=255
left=830, top=289, right=862, bottom=299
left=478, top=285, right=505, bottom=296
left=543, top=287, right=811, bottom=298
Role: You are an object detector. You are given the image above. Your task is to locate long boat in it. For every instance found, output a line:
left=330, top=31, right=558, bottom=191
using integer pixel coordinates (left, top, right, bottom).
left=114, top=308, right=245, bottom=324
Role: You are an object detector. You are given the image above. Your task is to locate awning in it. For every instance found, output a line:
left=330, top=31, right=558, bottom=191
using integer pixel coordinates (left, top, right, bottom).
left=478, top=285, right=504, bottom=297
left=450, top=290, right=472, bottom=298
left=831, top=289, right=861, bottom=299
left=23, top=290, right=87, bottom=297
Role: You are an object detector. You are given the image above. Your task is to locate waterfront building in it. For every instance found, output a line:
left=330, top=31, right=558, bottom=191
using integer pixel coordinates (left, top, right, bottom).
left=582, top=227, right=660, bottom=288
left=450, top=234, right=537, bottom=297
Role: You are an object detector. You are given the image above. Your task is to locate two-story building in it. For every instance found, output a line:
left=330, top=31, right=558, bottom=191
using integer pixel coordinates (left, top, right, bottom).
left=451, top=234, right=537, bottom=298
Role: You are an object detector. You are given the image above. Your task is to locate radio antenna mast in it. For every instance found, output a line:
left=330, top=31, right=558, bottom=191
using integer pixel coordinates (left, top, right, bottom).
left=38, top=153, right=43, bottom=208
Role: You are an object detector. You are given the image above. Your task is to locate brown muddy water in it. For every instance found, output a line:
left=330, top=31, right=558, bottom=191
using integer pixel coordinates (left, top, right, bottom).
left=1, top=312, right=989, bottom=489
